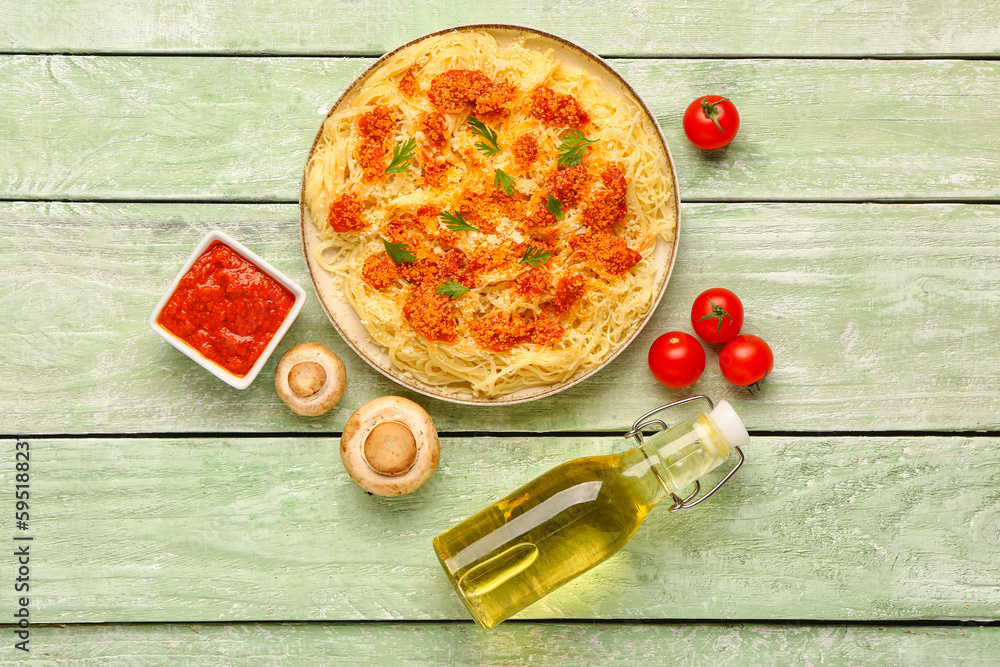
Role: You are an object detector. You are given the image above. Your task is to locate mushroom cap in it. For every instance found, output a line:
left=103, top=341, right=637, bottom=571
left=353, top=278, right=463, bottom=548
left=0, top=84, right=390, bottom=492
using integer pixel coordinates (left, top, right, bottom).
left=274, top=342, right=347, bottom=416
left=340, top=396, right=439, bottom=497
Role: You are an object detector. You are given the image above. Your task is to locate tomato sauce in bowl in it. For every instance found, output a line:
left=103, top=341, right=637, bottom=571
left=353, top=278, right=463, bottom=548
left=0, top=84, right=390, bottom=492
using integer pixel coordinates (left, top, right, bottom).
left=150, top=231, right=306, bottom=389
left=157, top=241, right=294, bottom=377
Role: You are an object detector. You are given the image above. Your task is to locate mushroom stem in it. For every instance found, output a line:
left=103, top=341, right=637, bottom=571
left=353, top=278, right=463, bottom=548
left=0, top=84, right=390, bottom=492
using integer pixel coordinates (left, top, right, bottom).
left=289, top=361, right=327, bottom=397
left=364, top=422, right=417, bottom=475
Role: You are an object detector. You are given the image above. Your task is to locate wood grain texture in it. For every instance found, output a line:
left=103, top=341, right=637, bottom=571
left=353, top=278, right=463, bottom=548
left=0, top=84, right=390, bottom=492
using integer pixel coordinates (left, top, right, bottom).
left=8, top=434, right=999, bottom=623
left=1, top=622, right=998, bottom=666
left=2, top=201, right=998, bottom=435
left=0, top=0, right=996, bottom=656
left=2, top=57, right=999, bottom=202
left=2, top=0, right=999, bottom=57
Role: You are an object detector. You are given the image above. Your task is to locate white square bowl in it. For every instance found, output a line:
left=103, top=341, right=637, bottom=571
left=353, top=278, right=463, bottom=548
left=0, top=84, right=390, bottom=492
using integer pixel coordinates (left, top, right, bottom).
left=149, top=230, right=307, bottom=390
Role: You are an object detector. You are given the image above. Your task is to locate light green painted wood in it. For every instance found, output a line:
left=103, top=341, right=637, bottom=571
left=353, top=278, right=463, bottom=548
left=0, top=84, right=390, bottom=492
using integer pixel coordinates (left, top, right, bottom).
left=0, top=0, right=995, bottom=658
left=1, top=622, right=998, bottom=666
left=3, top=0, right=999, bottom=58
left=3, top=57, right=999, bottom=202
left=8, top=434, right=999, bottom=623
left=2, top=201, right=999, bottom=434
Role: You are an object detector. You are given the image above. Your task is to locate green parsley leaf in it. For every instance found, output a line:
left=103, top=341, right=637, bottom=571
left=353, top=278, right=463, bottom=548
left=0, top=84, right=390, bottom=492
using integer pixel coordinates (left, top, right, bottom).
left=545, top=194, right=566, bottom=221
left=436, top=281, right=470, bottom=299
left=385, top=138, right=417, bottom=174
left=494, top=168, right=516, bottom=196
left=383, top=238, right=416, bottom=264
left=520, top=245, right=552, bottom=268
left=440, top=210, right=479, bottom=232
left=467, top=116, right=500, bottom=156
left=557, top=130, right=598, bottom=167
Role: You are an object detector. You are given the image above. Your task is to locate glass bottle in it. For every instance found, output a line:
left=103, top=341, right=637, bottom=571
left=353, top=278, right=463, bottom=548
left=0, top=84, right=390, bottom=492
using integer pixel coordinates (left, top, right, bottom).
left=432, top=396, right=749, bottom=629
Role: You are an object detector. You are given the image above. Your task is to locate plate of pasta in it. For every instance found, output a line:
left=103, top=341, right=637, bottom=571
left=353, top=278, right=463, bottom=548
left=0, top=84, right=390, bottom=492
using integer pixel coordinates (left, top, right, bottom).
left=299, top=25, right=680, bottom=404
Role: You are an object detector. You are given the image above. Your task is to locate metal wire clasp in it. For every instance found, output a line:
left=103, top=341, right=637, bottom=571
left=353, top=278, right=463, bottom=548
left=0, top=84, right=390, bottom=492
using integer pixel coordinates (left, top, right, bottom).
left=623, top=395, right=745, bottom=512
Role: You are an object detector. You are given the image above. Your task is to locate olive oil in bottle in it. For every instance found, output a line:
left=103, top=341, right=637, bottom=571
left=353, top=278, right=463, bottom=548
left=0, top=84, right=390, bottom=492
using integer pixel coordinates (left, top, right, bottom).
left=432, top=399, right=749, bottom=629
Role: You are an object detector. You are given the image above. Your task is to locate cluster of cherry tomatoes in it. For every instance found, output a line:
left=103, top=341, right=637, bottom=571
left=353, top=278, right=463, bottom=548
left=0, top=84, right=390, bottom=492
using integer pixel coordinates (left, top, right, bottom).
left=648, top=99, right=764, bottom=388
left=648, top=288, right=773, bottom=390
left=652, top=102, right=768, bottom=389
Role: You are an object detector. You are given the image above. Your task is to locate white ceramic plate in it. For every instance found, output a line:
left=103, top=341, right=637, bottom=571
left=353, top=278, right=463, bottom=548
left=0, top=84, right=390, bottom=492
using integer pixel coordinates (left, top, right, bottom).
left=299, top=24, right=680, bottom=405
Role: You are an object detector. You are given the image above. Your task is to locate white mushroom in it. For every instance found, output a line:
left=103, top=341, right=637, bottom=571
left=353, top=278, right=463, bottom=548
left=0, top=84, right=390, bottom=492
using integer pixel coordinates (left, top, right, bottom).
left=340, top=396, right=439, bottom=496
left=274, top=343, right=346, bottom=416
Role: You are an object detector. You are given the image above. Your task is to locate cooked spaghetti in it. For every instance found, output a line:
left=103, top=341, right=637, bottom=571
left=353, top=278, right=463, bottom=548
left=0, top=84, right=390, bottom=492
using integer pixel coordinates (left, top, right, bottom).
left=302, top=29, right=676, bottom=398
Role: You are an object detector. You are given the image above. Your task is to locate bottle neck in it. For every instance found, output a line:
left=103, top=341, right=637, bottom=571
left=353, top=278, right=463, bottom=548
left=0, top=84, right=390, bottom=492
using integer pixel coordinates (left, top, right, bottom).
left=622, top=413, right=735, bottom=507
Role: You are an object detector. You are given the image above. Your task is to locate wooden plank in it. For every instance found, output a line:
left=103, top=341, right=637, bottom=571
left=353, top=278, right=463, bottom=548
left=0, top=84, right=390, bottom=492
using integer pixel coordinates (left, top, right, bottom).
left=2, top=622, right=999, bottom=665
left=3, top=0, right=999, bottom=58
left=2, top=57, right=999, bottom=202
left=11, top=434, right=1000, bottom=623
left=2, top=201, right=999, bottom=434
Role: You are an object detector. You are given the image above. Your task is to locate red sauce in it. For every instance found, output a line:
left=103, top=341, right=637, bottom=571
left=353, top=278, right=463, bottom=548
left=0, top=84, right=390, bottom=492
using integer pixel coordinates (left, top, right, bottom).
left=428, top=69, right=515, bottom=117
left=469, top=311, right=565, bottom=352
left=528, top=86, right=590, bottom=128
left=548, top=165, right=590, bottom=207
left=403, top=288, right=458, bottom=342
left=510, top=133, right=539, bottom=166
left=157, top=241, right=295, bottom=377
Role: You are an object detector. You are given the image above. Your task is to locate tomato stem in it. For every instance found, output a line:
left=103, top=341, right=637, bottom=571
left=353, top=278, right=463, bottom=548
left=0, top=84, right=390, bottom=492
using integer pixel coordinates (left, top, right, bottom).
left=696, top=298, right=733, bottom=334
left=701, top=96, right=729, bottom=134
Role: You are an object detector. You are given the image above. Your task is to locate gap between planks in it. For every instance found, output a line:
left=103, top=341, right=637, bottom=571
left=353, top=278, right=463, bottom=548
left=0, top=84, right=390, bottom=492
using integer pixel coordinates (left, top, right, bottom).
left=5, top=197, right=1000, bottom=206
left=2, top=51, right=1000, bottom=61
left=6, top=429, right=1000, bottom=440
left=2, top=619, right=998, bottom=628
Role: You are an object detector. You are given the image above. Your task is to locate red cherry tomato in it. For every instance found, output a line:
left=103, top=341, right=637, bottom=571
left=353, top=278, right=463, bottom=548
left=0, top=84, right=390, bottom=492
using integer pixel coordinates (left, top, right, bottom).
left=691, top=288, right=744, bottom=344
left=683, top=95, right=740, bottom=150
left=648, top=331, right=706, bottom=389
left=719, top=335, right=774, bottom=387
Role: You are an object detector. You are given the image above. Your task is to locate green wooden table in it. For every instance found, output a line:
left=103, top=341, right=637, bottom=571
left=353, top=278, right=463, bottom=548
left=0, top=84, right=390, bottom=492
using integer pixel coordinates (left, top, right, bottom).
left=2, top=1, right=999, bottom=664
